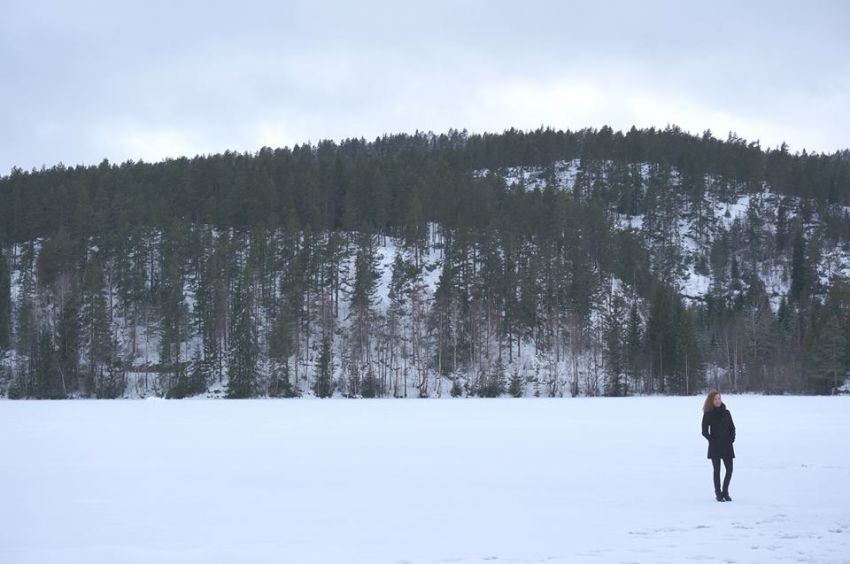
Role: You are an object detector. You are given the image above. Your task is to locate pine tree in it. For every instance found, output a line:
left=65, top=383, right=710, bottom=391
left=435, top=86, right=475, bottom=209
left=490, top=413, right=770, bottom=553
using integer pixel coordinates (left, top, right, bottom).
left=604, top=294, right=626, bottom=396
left=33, top=327, right=65, bottom=398
left=226, top=267, right=258, bottom=398
left=269, top=245, right=306, bottom=379
left=386, top=252, right=413, bottom=398
left=450, top=377, right=463, bottom=397
left=361, top=367, right=379, bottom=398
left=508, top=368, right=524, bottom=397
left=191, top=241, right=221, bottom=390
left=624, top=302, right=643, bottom=392
left=646, top=284, right=674, bottom=393
left=347, top=236, right=378, bottom=394
left=268, top=363, right=296, bottom=398
left=10, top=256, right=36, bottom=397
left=675, top=303, right=703, bottom=395
left=169, top=353, right=208, bottom=399
left=806, top=312, right=845, bottom=394
left=80, top=253, right=120, bottom=397
left=158, top=230, right=186, bottom=387
left=0, top=250, right=10, bottom=352
left=746, top=293, right=777, bottom=393
left=314, top=332, right=333, bottom=398
left=807, top=281, right=850, bottom=394
left=480, top=355, right=505, bottom=397
left=403, top=191, right=427, bottom=257
left=432, top=240, right=459, bottom=376
left=790, top=227, right=809, bottom=302
left=57, top=294, right=80, bottom=394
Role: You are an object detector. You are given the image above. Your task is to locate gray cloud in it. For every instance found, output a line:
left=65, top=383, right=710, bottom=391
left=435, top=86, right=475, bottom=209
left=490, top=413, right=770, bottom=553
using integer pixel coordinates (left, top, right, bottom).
left=2, top=0, right=848, bottom=174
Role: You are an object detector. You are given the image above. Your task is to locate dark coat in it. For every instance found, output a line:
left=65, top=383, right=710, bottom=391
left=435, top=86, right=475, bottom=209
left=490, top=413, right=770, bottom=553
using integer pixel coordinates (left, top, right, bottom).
left=701, top=402, right=736, bottom=459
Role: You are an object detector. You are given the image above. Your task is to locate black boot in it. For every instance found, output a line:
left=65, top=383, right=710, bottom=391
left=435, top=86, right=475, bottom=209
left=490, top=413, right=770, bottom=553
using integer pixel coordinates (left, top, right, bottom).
left=715, top=491, right=725, bottom=502
left=722, top=490, right=732, bottom=502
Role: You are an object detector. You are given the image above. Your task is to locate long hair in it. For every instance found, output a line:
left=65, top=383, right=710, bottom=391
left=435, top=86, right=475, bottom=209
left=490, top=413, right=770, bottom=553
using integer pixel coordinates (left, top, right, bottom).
left=703, top=390, right=720, bottom=413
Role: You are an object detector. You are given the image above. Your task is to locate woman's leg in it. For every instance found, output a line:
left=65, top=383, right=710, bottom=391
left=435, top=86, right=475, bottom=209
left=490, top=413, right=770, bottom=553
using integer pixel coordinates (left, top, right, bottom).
left=722, top=455, right=733, bottom=495
left=711, top=457, right=722, bottom=495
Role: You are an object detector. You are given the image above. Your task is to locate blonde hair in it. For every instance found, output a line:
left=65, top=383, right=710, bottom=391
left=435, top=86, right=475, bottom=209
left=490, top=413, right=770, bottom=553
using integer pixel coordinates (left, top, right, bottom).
left=703, top=390, right=720, bottom=413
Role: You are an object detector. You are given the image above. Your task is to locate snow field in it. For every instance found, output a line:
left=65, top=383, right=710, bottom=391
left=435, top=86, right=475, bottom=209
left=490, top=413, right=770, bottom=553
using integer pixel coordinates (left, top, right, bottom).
left=1, top=395, right=849, bottom=563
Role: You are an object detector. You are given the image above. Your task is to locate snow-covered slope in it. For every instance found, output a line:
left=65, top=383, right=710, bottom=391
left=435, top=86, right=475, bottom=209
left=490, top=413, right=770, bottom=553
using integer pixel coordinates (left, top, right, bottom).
left=474, top=158, right=582, bottom=191
left=479, top=160, right=850, bottom=312
left=2, top=157, right=848, bottom=399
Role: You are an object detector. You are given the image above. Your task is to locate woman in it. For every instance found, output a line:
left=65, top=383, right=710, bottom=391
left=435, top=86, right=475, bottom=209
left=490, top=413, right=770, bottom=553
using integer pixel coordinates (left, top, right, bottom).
left=701, top=390, right=736, bottom=502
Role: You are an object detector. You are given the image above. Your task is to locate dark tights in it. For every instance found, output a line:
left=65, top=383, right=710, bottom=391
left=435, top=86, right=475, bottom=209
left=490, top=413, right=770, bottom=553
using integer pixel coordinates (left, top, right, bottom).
left=711, top=455, right=733, bottom=494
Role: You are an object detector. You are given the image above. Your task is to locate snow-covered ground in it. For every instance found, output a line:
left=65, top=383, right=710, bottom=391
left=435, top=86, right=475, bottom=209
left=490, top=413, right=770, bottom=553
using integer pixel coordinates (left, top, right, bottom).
left=473, top=159, right=581, bottom=191
left=1, top=396, right=849, bottom=564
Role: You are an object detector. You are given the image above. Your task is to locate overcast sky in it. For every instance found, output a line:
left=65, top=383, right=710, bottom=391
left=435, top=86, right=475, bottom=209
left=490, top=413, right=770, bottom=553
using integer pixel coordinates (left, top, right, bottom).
left=2, top=0, right=848, bottom=174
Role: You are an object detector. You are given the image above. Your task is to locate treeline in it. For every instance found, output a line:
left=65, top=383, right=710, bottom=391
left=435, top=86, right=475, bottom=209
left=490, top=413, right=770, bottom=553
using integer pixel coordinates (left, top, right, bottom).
left=0, top=225, right=710, bottom=399
left=3, top=126, right=849, bottom=244
left=0, top=125, right=848, bottom=398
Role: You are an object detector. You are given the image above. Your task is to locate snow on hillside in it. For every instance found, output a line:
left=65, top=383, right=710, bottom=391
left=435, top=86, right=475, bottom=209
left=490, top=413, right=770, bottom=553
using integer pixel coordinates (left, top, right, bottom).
left=1, top=395, right=848, bottom=564
left=474, top=159, right=581, bottom=191
left=3, top=168, right=847, bottom=399
left=479, top=161, right=848, bottom=312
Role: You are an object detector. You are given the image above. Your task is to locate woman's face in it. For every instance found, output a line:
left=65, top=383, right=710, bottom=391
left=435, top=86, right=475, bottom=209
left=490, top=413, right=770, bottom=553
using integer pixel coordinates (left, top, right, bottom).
left=713, top=394, right=722, bottom=407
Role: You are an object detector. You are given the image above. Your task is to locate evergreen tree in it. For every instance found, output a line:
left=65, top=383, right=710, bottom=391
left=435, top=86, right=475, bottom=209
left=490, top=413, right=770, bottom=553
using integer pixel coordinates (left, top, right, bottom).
left=33, top=327, right=65, bottom=399
left=508, top=368, right=524, bottom=397
left=349, top=237, right=379, bottom=360
left=226, top=267, right=258, bottom=398
left=646, top=284, right=674, bottom=393
left=386, top=251, right=414, bottom=398
left=168, top=353, right=208, bottom=399
left=11, top=260, right=36, bottom=397
left=361, top=367, right=379, bottom=398
left=604, top=294, right=626, bottom=396
left=0, top=250, right=10, bottom=352
left=269, top=246, right=306, bottom=393
left=57, top=294, right=80, bottom=393
left=675, top=303, right=703, bottom=395
left=80, top=253, right=120, bottom=397
left=158, top=229, right=187, bottom=386
left=432, top=240, right=459, bottom=376
left=807, top=281, right=850, bottom=393
left=191, top=243, right=222, bottom=388
left=624, top=302, right=644, bottom=392
left=790, top=227, right=809, bottom=302
left=450, top=377, right=463, bottom=397
left=314, top=332, right=334, bottom=398
left=480, top=355, right=505, bottom=397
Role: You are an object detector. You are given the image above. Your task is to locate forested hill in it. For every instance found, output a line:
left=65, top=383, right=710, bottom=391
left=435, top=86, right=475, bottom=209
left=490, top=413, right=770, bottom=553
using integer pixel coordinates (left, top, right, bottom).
left=1, top=125, right=849, bottom=399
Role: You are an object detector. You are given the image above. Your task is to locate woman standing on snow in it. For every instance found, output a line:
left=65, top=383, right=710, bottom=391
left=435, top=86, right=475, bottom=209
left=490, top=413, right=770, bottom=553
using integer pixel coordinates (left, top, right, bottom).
left=702, top=390, right=736, bottom=502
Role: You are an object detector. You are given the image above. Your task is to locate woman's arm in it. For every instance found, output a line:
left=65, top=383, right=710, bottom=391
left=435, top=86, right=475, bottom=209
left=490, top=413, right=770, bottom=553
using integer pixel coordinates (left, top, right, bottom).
left=729, top=412, right=736, bottom=443
left=701, top=412, right=710, bottom=440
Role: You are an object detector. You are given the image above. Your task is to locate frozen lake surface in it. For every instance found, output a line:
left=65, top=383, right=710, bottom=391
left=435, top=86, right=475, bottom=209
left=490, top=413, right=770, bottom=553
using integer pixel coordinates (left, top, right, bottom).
left=1, top=395, right=849, bottom=563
